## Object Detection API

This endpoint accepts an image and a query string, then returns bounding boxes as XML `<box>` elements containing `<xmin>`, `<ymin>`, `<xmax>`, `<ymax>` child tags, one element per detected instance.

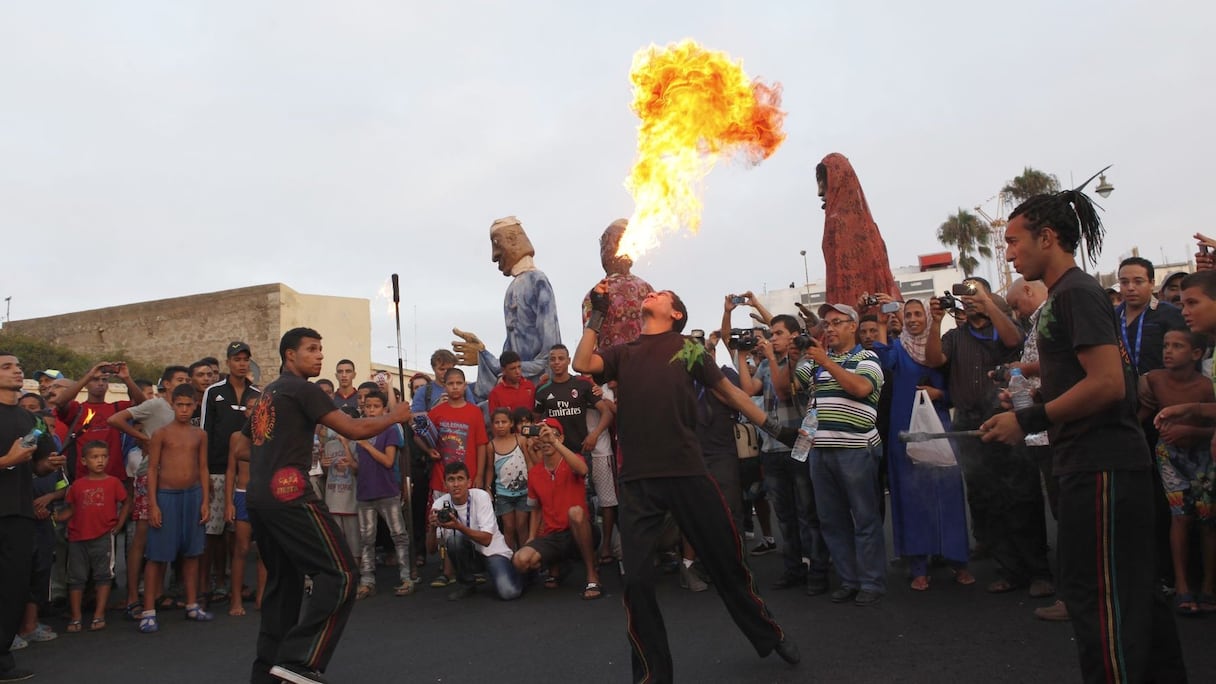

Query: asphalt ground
<box><xmin>15</xmin><ymin>513</ymin><xmax>1216</xmax><ymax>683</ymax></box>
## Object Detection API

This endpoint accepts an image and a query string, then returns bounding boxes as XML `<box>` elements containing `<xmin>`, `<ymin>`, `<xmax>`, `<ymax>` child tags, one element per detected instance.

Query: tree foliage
<box><xmin>0</xmin><ymin>331</ymin><xmax>164</xmax><ymax>383</ymax></box>
<box><xmin>1002</xmin><ymin>167</ymin><xmax>1061</xmax><ymax>203</ymax></box>
<box><xmin>937</xmin><ymin>210</ymin><xmax>992</xmax><ymax>277</ymax></box>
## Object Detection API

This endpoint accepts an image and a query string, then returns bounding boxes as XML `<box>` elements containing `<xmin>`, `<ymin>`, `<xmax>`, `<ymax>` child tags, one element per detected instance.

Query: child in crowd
<box><xmin>488</xmin><ymin>408</ymin><xmax>530</xmax><ymax>550</ymax></box>
<box><xmin>55</xmin><ymin>441</ymin><xmax>130</xmax><ymax>633</ymax></box>
<box><xmin>141</xmin><ymin>385</ymin><xmax>212</xmax><ymax>632</ymax></box>
<box><xmin>354</xmin><ymin>391</ymin><xmax>412</xmax><ymax>599</ymax></box>
<box><xmin>1140</xmin><ymin>329</ymin><xmax>1216</xmax><ymax>614</ymax></box>
<box><xmin>321</xmin><ymin>410</ymin><xmax>360</xmax><ymax>562</ymax></box>
<box><xmin>225</xmin><ymin>394</ymin><xmax>267</xmax><ymax>617</ymax></box>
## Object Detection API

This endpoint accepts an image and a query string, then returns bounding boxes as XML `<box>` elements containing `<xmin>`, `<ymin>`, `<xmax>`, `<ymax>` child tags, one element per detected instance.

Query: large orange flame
<box><xmin>82</xmin><ymin>408</ymin><xmax>95</xmax><ymax>428</ymax></box>
<box><xmin>619</xmin><ymin>40</ymin><xmax>786</xmax><ymax>259</ymax></box>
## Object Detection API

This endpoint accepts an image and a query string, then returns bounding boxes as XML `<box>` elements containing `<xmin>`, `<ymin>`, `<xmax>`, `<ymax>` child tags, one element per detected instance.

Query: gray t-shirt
<box><xmin>127</xmin><ymin>398</ymin><xmax>176</xmax><ymax>477</ymax></box>
<box><xmin>322</xmin><ymin>431</ymin><xmax>358</xmax><ymax>515</ymax></box>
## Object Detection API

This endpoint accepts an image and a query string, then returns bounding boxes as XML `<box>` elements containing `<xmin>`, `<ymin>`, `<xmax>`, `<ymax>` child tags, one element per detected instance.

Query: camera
<box><xmin>861</xmin><ymin>294</ymin><xmax>879</xmax><ymax>308</ymax></box>
<box><xmin>727</xmin><ymin>328</ymin><xmax>759</xmax><ymax>351</ymax></box>
<box><xmin>689</xmin><ymin>329</ymin><xmax>705</xmax><ymax>342</ymax></box>
<box><xmin>938</xmin><ymin>291</ymin><xmax>966</xmax><ymax>313</ymax></box>
<box><xmin>792</xmin><ymin>332</ymin><xmax>816</xmax><ymax>350</ymax></box>
<box><xmin>951</xmin><ymin>282</ymin><xmax>977</xmax><ymax>297</ymax></box>
<box><xmin>992</xmin><ymin>364</ymin><xmax>1011</xmax><ymax>384</ymax></box>
<box><xmin>436</xmin><ymin>502</ymin><xmax>455</xmax><ymax>524</ymax></box>
<box><xmin>99</xmin><ymin>364</ymin><xmax>119</xmax><ymax>374</ymax></box>
<box><xmin>730</xmin><ymin>295</ymin><xmax>747</xmax><ymax>305</ymax></box>
<box><xmin>880</xmin><ymin>301</ymin><xmax>901</xmax><ymax>314</ymax></box>
<box><xmin>520</xmin><ymin>424</ymin><xmax>542</xmax><ymax>437</ymax></box>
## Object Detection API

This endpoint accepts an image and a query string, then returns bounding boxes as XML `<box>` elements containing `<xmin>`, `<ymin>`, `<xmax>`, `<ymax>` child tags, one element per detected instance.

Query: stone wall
<box><xmin>4</xmin><ymin>284</ymin><xmax>370</xmax><ymax>385</ymax></box>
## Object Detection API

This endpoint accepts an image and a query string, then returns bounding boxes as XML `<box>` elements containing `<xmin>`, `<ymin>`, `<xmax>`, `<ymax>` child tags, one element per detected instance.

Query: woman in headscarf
<box><xmin>868</xmin><ymin>295</ymin><xmax>972</xmax><ymax>590</ymax></box>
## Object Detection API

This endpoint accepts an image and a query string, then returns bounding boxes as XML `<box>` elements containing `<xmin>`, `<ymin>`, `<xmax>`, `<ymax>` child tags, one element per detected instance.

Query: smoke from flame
<box><xmin>618</xmin><ymin>40</ymin><xmax>786</xmax><ymax>259</ymax></box>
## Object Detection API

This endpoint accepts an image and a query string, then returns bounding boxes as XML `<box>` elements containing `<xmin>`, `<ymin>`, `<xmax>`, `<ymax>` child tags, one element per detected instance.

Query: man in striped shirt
<box><xmin>795</xmin><ymin>303</ymin><xmax>887</xmax><ymax>606</ymax></box>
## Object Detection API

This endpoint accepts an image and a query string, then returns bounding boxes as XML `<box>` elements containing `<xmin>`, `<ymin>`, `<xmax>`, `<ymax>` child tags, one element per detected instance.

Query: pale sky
<box><xmin>3</xmin><ymin>1</ymin><xmax>1212</xmax><ymax>374</ymax></box>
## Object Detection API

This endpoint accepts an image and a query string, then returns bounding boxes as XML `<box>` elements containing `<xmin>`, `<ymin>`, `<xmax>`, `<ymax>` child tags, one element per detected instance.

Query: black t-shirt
<box><xmin>1118</xmin><ymin>301</ymin><xmax>1187</xmax><ymax>375</ymax></box>
<box><xmin>534</xmin><ymin>377</ymin><xmax>597</xmax><ymax>453</ymax></box>
<box><xmin>1038</xmin><ymin>267</ymin><xmax>1149</xmax><ymax>474</ymax></box>
<box><xmin>941</xmin><ymin>322</ymin><xmax>1022</xmax><ymax>422</ymax></box>
<box><xmin>245</xmin><ymin>372</ymin><xmax>338</xmax><ymax>508</ymax></box>
<box><xmin>0</xmin><ymin>403</ymin><xmax>54</xmax><ymax>519</ymax></box>
<box><xmin>600</xmin><ymin>331</ymin><xmax>725</xmax><ymax>482</ymax></box>
<box><xmin>697</xmin><ymin>366</ymin><xmax>741</xmax><ymax>457</ymax></box>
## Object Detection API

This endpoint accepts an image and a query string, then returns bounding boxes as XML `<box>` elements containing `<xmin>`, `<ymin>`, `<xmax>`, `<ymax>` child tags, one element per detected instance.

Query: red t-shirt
<box><xmin>427</xmin><ymin>402</ymin><xmax>488</xmax><ymax>492</ymax></box>
<box><xmin>488</xmin><ymin>378</ymin><xmax>536</xmax><ymax>415</ymax></box>
<box><xmin>527</xmin><ymin>458</ymin><xmax>587</xmax><ymax>536</ymax></box>
<box><xmin>65</xmin><ymin>475</ymin><xmax>127</xmax><ymax>542</ymax></box>
<box><xmin>59</xmin><ymin>400</ymin><xmax>132</xmax><ymax>481</ymax></box>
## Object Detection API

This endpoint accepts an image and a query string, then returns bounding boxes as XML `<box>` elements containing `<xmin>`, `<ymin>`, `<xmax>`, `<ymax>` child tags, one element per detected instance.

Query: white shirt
<box><xmin>432</xmin><ymin>488</ymin><xmax>513</xmax><ymax>559</ymax></box>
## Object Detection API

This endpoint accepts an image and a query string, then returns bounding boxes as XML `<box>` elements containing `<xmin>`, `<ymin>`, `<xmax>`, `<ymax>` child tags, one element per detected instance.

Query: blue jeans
<box><xmin>761</xmin><ymin>450</ymin><xmax>828</xmax><ymax>578</ymax></box>
<box><xmin>809</xmin><ymin>445</ymin><xmax>887</xmax><ymax>593</ymax></box>
<box><xmin>443</xmin><ymin>533</ymin><xmax>523</xmax><ymax>600</ymax></box>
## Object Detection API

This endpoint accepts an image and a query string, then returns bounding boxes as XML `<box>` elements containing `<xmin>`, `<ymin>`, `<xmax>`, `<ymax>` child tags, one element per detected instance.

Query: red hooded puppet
<box><xmin>817</xmin><ymin>153</ymin><xmax>900</xmax><ymax>308</ymax></box>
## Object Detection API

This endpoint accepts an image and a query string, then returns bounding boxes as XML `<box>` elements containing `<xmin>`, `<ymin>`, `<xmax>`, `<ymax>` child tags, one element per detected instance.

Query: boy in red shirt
<box><xmin>511</xmin><ymin>419</ymin><xmax>602</xmax><ymax>599</ymax></box>
<box><xmin>426</xmin><ymin>369</ymin><xmax>488</xmax><ymax>495</ymax></box>
<box><xmin>488</xmin><ymin>351</ymin><xmax>536</xmax><ymax>414</ymax></box>
<box><xmin>55</xmin><ymin>441</ymin><xmax>131</xmax><ymax>632</ymax></box>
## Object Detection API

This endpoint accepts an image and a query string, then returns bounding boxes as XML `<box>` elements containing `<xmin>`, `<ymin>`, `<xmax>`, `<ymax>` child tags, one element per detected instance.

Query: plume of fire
<box><xmin>618</xmin><ymin>40</ymin><xmax>787</xmax><ymax>259</ymax></box>
<box><xmin>81</xmin><ymin>408</ymin><xmax>95</xmax><ymax>428</ymax></box>
<box><xmin>376</xmin><ymin>279</ymin><xmax>395</xmax><ymax>317</ymax></box>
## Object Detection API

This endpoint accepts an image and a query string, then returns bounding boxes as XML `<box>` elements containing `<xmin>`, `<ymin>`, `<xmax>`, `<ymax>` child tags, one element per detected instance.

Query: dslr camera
<box><xmin>937</xmin><ymin>291</ymin><xmax>966</xmax><ymax>313</ymax></box>
<box><xmin>792</xmin><ymin>331</ymin><xmax>816</xmax><ymax>350</ymax></box>
<box><xmin>727</xmin><ymin>328</ymin><xmax>759</xmax><ymax>351</ymax></box>
<box><xmin>860</xmin><ymin>294</ymin><xmax>880</xmax><ymax>308</ymax></box>
<box><xmin>436</xmin><ymin>501</ymin><xmax>456</xmax><ymax>524</ymax></box>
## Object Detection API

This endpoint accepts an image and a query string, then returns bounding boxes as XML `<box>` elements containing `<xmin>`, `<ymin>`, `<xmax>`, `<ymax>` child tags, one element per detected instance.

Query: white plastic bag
<box><xmin>905</xmin><ymin>390</ymin><xmax>957</xmax><ymax>467</ymax></box>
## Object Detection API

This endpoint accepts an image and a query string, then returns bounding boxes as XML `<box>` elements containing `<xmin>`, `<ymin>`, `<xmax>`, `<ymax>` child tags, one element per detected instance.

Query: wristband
<box><xmin>586</xmin><ymin>309</ymin><xmax>605</xmax><ymax>333</ymax></box>
<box><xmin>1014</xmin><ymin>404</ymin><xmax>1050</xmax><ymax>435</ymax></box>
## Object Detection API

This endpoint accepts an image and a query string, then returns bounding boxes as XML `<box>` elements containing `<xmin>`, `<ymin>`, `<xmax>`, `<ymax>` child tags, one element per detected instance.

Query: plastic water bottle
<box><xmin>19</xmin><ymin>428</ymin><xmax>42</xmax><ymax>448</ymax></box>
<box><xmin>790</xmin><ymin>409</ymin><xmax>818</xmax><ymax>462</ymax></box>
<box><xmin>1008</xmin><ymin>368</ymin><xmax>1034</xmax><ymax>411</ymax></box>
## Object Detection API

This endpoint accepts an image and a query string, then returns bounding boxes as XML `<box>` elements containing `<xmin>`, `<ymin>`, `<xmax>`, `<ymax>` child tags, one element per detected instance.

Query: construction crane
<box><xmin>974</xmin><ymin>192</ymin><xmax>1013</xmax><ymax>294</ymax></box>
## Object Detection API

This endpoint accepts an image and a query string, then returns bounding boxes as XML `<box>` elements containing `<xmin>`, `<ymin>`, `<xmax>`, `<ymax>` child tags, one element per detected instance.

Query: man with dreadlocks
<box><xmin>981</xmin><ymin>191</ymin><xmax>1187</xmax><ymax>683</ymax></box>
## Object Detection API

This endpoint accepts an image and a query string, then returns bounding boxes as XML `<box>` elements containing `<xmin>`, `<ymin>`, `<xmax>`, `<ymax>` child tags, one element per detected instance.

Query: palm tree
<box><xmin>1002</xmin><ymin>166</ymin><xmax>1060</xmax><ymax>203</ymax></box>
<box><xmin>937</xmin><ymin>209</ymin><xmax>992</xmax><ymax>276</ymax></box>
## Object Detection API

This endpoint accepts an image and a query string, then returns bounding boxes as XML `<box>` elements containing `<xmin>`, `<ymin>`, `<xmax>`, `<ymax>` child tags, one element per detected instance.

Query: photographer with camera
<box><xmin>430</xmin><ymin>461</ymin><xmax>522</xmax><ymax>601</ymax></box>
<box><xmin>731</xmin><ymin>295</ymin><xmax>830</xmax><ymax>595</ymax></box>
<box><xmin>793</xmin><ymin>304</ymin><xmax>887</xmax><ymax>605</ymax></box>
<box><xmin>511</xmin><ymin>419</ymin><xmax>602</xmax><ymax>600</ymax></box>
<box><xmin>926</xmin><ymin>278</ymin><xmax>1053</xmax><ymax>598</ymax></box>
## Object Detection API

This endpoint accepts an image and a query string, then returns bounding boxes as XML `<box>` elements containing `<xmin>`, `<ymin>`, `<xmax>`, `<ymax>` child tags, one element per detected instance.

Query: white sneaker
<box><xmin>10</xmin><ymin>635</ymin><xmax>28</xmax><ymax>651</ymax></box>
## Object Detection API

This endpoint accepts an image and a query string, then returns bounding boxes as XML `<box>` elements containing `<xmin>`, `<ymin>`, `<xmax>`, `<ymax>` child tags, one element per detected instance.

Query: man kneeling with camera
<box><xmin>431</xmin><ymin>462</ymin><xmax>523</xmax><ymax>601</ymax></box>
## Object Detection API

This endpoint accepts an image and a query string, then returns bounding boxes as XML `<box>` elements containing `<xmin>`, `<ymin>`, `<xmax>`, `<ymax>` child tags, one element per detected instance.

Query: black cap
<box><xmin>227</xmin><ymin>341</ymin><xmax>252</xmax><ymax>358</ymax></box>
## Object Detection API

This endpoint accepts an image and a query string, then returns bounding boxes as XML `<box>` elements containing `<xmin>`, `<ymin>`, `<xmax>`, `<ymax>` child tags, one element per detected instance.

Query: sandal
<box><xmin>581</xmin><ymin>582</ymin><xmax>604</xmax><ymax>600</ymax></box>
<box><xmin>1198</xmin><ymin>593</ymin><xmax>1216</xmax><ymax>613</ymax></box>
<box><xmin>1175</xmin><ymin>592</ymin><xmax>1200</xmax><ymax>616</ymax></box>
<box><xmin>184</xmin><ymin>604</ymin><xmax>214</xmax><ymax>621</ymax></box>
<box><xmin>951</xmin><ymin>568</ymin><xmax>976</xmax><ymax>586</ymax></box>
<box><xmin>138</xmin><ymin>612</ymin><xmax>159</xmax><ymax>633</ymax></box>
<box><xmin>210</xmin><ymin>587</ymin><xmax>230</xmax><ymax>604</ymax></box>
<box><xmin>543</xmin><ymin>574</ymin><xmax>560</xmax><ymax>590</ymax></box>
<box><xmin>910</xmin><ymin>576</ymin><xmax>930</xmax><ymax>592</ymax></box>
<box><xmin>986</xmin><ymin>579</ymin><xmax>1024</xmax><ymax>594</ymax></box>
<box><xmin>124</xmin><ymin>602</ymin><xmax>143</xmax><ymax>622</ymax></box>
<box><xmin>393</xmin><ymin>580</ymin><xmax>415</xmax><ymax>597</ymax></box>
<box><xmin>356</xmin><ymin>585</ymin><xmax>376</xmax><ymax>600</ymax></box>
<box><xmin>429</xmin><ymin>575</ymin><xmax>453</xmax><ymax>589</ymax></box>
<box><xmin>65</xmin><ymin>620</ymin><xmax>83</xmax><ymax>634</ymax></box>
<box><xmin>89</xmin><ymin>617</ymin><xmax>107</xmax><ymax>632</ymax></box>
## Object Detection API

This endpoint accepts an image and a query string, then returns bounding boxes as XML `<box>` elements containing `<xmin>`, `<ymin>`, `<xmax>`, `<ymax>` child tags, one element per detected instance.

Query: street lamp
<box><xmin>1095</xmin><ymin>174</ymin><xmax>1114</xmax><ymax>198</ymax></box>
<box><xmin>799</xmin><ymin>250</ymin><xmax>810</xmax><ymax>294</ymax></box>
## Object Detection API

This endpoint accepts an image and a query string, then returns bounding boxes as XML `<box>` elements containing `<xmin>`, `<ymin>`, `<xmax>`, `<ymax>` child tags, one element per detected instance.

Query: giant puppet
<box><xmin>581</xmin><ymin>219</ymin><xmax>654</xmax><ymax>351</ymax></box>
<box><xmin>452</xmin><ymin>216</ymin><xmax>561</xmax><ymax>400</ymax></box>
<box><xmin>817</xmin><ymin>153</ymin><xmax>900</xmax><ymax>307</ymax></box>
